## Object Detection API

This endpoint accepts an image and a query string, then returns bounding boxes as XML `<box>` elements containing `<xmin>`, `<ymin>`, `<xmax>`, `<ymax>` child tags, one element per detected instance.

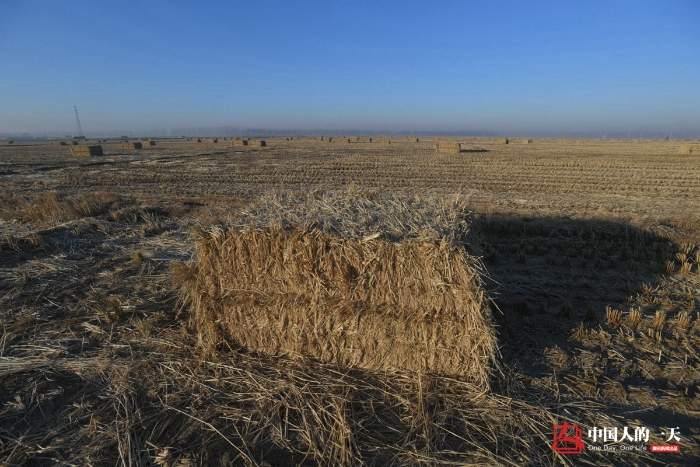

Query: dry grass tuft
<box><xmin>175</xmin><ymin>226</ymin><xmax>498</xmax><ymax>388</ymax></box>
<box><xmin>605</xmin><ymin>306</ymin><xmax>622</xmax><ymax>327</ymax></box>
<box><xmin>652</xmin><ymin>310</ymin><xmax>666</xmax><ymax>330</ymax></box>
<box><xmin>676</xmin><ymin>311</ymin><xmax>693</xmax><ymax>330</ymax></box>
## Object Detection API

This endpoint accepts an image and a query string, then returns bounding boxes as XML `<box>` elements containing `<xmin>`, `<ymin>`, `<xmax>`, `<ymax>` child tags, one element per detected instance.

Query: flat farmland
<box><xmin>1</xmin><ymin>138</ymin><xmax>699</xmax><ymax>465</ymax></box>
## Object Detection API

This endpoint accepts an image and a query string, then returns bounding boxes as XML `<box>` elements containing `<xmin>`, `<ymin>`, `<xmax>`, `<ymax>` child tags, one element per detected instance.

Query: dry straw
<box><xmin>679</xmin><ymin>144</ymin><xmax>700</xmax><ymax>154</ymax></box>
<box><xmin>207</xmin><ymin>138</ymin><xmax>218</xmax><ymax>143</ymax></box>
<box><xmin>231</xmin><ymin>139</ymin><xmax>247</xmax><ymax>146</ymax></box>
<box><xmin>175</xmin><ymin>227</ymin><xmax>496</xmax><ymax>388</ymax></box>
<box><xmin>436</xmin><ymin>141</ymin><xmax>461</xmax><ymax>153</ymax></box>
<box><xmin>173</xmin><ymin>188</ymin><xmax>498</xmax><ymax>388</ymax></box>
<box><xmin>523</xmin><ymin>139</ymin><xmax>533</xmax><ymax>144</ymax></box>
<box><xmin>497</xmin><ymin>138</ymin><xmax>509</xmax><ymax>145</ymax></box>
<box><xmin>247</xmin><ymin>139</ymin><xmax>266</xmax><ymax>147</ymax></box>
<box><xmin>120</xmin><ymin>141</ymin><xmax>142</xmax><ymax>149</ymax></box>
<box><xmin>370</xmin><ymin>137</ymin><xmax>390</xmax><ymax>144</ymax></box>
<box><xmin>70</xmin><ymin>145</ymin><xmax>103</xmax><ymax>157</ymax></box>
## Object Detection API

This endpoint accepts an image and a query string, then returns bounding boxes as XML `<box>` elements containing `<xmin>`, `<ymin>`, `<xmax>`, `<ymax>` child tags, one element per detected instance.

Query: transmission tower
<box><xmin>74</xmin><ymin>105</ymin><xmax>84</xmax><ymax>136</ymax></box>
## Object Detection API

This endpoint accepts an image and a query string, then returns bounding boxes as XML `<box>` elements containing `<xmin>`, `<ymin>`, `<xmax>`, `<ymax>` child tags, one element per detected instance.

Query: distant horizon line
<box><xmin>1</xmin><ymin>126</ymin><xmax>699</xmax><ymax>140</ymax></box>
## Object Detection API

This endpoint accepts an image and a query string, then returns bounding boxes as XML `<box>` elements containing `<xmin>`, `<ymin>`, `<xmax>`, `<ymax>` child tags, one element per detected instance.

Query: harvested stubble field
<box><xmin>1</xmin><ymin>138</ymin><xmax>700</xmax><ymax>466</ymax></box>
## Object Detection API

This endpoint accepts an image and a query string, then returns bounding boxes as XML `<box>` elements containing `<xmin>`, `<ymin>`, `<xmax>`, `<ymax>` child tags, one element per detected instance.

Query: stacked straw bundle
<box><xmin>523</xmin><ymin>139</ymin><xmax>533</xmax><ymax>144</ymax></box>
<box><xmin>208</xmin><ymin>138</ymin><xmax>218</xmax><ymax>143</ymax></box>
<box><xmin>121</xmin><ymin>141</ymin><xmax>142</xmax><ymax>149</ymax></box>
<box><xmin>370</xmin><ymin>137</ymin><xmax>390</xmax><ymax>144</ymax></box>
<box><xmin>231</xmin><ymin>139</ymin><xmax>248</xmax><ymax>146</ymax></box>
<box><xmin>193</xmin><ymin>138</ymin><xmax>202</xmax><ymax>143</ymax></box>
<box><xmin>141</xmin><ymin>139</ymin><xmax>156</xmax><ymax>146</ymax></box>
<box><xmin>175</xmin><ymin>226</ymin><xmax>496</xmax><ymax>387</ymax></box>
<box><xmin>436</xmin><ymin>141</ymin><xmax>461</xmax><ymax>153</ymax></box>
<box><xmin>70</xmin><ymin>145</ymin><xmax>103</xmax><ymax>157</ymax></box>
<box><xmin>679</xmin><ymin>144</ymin><xmax>700</xmax><ymax>154</ymax></box>
<box><xmin>497</xmin><ymin>138</ymin><xmax>509</xmax><ymax>145</ymax></box>
<box><xmin>247</xmin><ymin>139</ymin><xmax>266</xmax><ymax>147</ymax></box>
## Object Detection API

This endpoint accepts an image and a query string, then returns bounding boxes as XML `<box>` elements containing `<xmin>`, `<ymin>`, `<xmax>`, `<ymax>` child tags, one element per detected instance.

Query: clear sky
<box><xmin>1</xmin><ymin>0</ymin><xmax>698</xmax><ymax>137</ymax></box>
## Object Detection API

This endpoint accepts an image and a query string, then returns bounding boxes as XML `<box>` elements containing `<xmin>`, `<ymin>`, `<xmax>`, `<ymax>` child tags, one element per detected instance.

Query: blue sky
<box><xmin>1</xmin><ymin>0</ymin><xmax>698</xmax><ymax>136</ymax></box>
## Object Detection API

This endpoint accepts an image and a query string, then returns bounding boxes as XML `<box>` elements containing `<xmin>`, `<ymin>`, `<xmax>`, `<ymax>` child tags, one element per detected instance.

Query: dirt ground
<box><xmin>1</xmin><ymin>137</ymin><xmax>699</xmax><ymax>466</ymax></box>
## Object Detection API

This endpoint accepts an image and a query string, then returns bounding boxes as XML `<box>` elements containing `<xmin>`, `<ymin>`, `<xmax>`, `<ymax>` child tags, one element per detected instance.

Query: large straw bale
<box><xmin>70</xmin><ymin>145</ymin><xmax>103</xmax><ymax>157</ymax></box>
<box><xmin>247</xmin><ymin>139</ymin><xmax>266</xmax><ymax>147</ymax></box>
<box><xmin>679</xmin><ymin>144</ymin><xmax>700</xmax><ymax>154</ymax></box>
<box><xmin>208</xmin><ymin>138</ymin><xmax>218</xmax><ymax>143</ymax></box>
<box><xmin>141</xmin><ymin>140</ymin><xmax>156</xmax><ymax>146</ymax></box>
<box><xmin>497</xmin><ymin>138</ymin><xmax>509</xmax><ymax>145</ymax></box>
<box><xmin>121</xmin><ymin>141</ymin><xmax>142</xmax><ymax>149</ymax></box>
<box><xmin>523</xmin><ymin>139</ymin><xmax>533</xmax><ymax>144</ymax></box>
<box><xmin>231</xmin><ymin>139</ymin><xmax>247</xmax><ymax>146</ymax></box>
<box><xmin>436</xmin><ymin>141</ymin><xmax>461</xmax><ymax>153</ymax></box>
<box><xmin>177</xmin><ymin>226</ymin><xmax>496</xmax><ymax>387</ymax></box>
<box><xmin>370</xmin><ymin>137</ymin><xmax>390</xmax><ymax>144</ymax></box>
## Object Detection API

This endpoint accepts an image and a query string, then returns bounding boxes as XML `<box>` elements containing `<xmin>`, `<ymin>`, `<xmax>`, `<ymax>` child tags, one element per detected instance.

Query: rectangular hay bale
<box><xmin>70</xmin><ymin>145</ymin><xmax>103</xmax><ymax>157</ymax></box>
<box><xmin>247</xmin><ymin>139</ymin><xmax>266</xmax><ymax>147</ymax></box>
<box><xmin>121</xmin><ymin>141</ymin><xmax>142</xmax><ymax>149</ymax></box>
<box><xmin>175</xmin><ymin>228</ymin><xmax>497</xmax><ymax>387</ymax></box>
<box><xmin>436</xmin><ymin>141</ymin><xmax>461</xmax><ymax>153</ymax></box>
<box><xmin>679</xmin><ymin>144</ymin><xmax>700</xmax><ymax>154</ymax></box>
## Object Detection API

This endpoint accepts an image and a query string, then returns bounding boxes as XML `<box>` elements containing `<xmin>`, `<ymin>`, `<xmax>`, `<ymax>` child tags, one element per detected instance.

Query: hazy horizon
<box><xmin>1</xmin><ymin>1</ymin><xmax>698</xmax><ymax>137</ymax></box>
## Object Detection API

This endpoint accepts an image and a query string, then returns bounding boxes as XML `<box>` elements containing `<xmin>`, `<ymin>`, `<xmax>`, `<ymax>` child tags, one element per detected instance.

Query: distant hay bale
<box><xmin>52</xmin><ymin>141</ymin><xmax>68</xmax><ymax>146</ymax></box>
<box><xmin>70</xmin><ymin>145</ymin><xmax>103</xmax><ymax>157</ymax></box>
<box><xmin>497</xmin><ymin>138</ymin><xmax>509</xmax><ymax>145</ymax></box>
<box><xmin>436</xmin><ymin>142</ymin><xmax>461</xmax><ymax>153</ymax></box>
<box><xmin>208</xmin><ymin>138</ymin><xmax>218</xmax><ymax>143</ymax></box>
<box><xmin>175</xmin><ymin>227</ymin><xmax>497</xmax><ymax>387</ymax></box>
<box><xmin>523</xmin><ymin>139</ymin><xmax>533</xmax><ymax>144</ymax></box>
<box><xmin>370</xmin><ymin>137</ymin><xmax>390</xmax><ymax>144</ymax></box>
<box><xmin>121</xmin><ymin>141</ymin><xmax>142</xmax><ymax>149</ymax></box>
<box><xmin>141</xmin><ymin>140</ymin><xmax>156</xmax><ymax>146</ymax></box>
<box><xmin>679</xmin><ymin>144</ymin><xmax>700</xmax><ymax>154</ymax></box>
<box><xmin>6</xmin><ymin>140</ymin><xmax>14</xmax><ymax>145</ymax></box>
<box><xmin>193</xmin><ymin>138</ymin><xmax>202</xmax><ymax>143</ymax></box>
<box><xmin>232</xmin><ymin>139</ymin><xmax>247</xmax><ymax>146</ymax></box>
<box><xmin>247</xmin><ymin>140</ymin><xmax>266</xmax><ymax>147</ymax></box>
